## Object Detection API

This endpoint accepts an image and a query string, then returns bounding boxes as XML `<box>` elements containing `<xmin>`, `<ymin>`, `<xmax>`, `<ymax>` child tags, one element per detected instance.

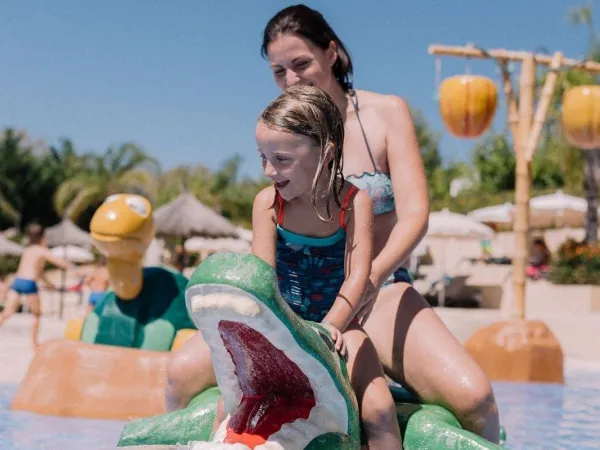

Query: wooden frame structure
<box><xmin>429</xmin><ymin>43</ymin><xmax>600</xmax><ymax>319</ymax></box>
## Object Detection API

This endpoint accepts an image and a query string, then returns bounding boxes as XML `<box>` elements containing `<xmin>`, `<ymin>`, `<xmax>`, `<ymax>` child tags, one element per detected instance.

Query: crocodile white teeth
<box><xmin>190</xmin><ymin>292</ymin><xmax>261</xmax><ymax>317</ymax></box>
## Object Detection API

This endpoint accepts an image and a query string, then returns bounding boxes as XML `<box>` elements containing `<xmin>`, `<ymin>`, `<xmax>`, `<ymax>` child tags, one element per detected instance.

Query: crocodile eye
<box><xmin>318</xmin><ymin>330</ymin><xmax>336</xmax><ymax>353</ymax></box>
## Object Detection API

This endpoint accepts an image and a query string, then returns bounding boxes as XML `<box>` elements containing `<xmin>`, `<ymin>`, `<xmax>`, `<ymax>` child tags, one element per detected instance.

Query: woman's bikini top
<box><xmin>345</xmin><ymin>89</ymin><xmax>396</xmax><ymax>216</ymax></box>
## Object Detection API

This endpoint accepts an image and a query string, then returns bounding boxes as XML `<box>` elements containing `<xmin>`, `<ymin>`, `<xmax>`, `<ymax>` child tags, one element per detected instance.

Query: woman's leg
<box><xmin>344</xmin><ymin>321</ymin><xmax>402</xmax><ymax>449</ymax></box>
<box><xmin>165</xmin><ymin>331</ymin><xmax>217</xmax><ymax>411</ymax></box>
<box><xmin>362</xmin><ymin>283</ymin><xmax>500</xmax><ymax>443</ymax></box>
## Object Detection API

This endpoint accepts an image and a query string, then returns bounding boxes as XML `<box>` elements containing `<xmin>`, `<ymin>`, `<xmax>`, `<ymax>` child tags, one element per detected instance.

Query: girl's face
<box><xmin>266</xmin><ymin>33</ymin><xmax>338</xmax><ymax>92</ymax></box>
<box><xmin>256</xmin><ymin>120</ymin><xmax>323</xmax><ymax>201</ymax></box>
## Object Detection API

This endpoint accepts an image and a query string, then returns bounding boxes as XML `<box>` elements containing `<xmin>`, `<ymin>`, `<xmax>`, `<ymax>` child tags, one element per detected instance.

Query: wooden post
<box><xmin>428</xmin><ymin>45</ymin><xmax>598</xmax><ymax>318</ymax></box>
<box><xmin>426</xmin><ymin>43</ymin><xmax>597</xmax><ymax>384</ymax></box>
<box><xmin>500</xmin><ymin>66</ymin><xmax>519</xmax><ymax>141</ymax></box>
<box><xmin>524</xmin><ymin>52</ymin><xmax>565</xmax><ymax>162</ymax></box>
<box><xmin>513</xmin><ymin>56</ymin><xmax>535</xmax><ymax>319</ymax></box>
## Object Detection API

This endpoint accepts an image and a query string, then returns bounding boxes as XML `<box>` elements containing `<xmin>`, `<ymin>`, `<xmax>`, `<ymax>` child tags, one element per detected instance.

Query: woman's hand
<box><xmin>320</xmin><ymin>321</ymin><xmax>347</xmax><ymax>359</ymax></box>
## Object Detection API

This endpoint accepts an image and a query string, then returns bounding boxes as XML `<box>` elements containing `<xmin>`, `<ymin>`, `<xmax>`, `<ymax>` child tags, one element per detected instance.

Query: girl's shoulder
<box><xmin>341</xmin><ymin>182</ymin><xmax>372</xmax><ymax>211</ymax></box>
<box><xmin>255</xmin><ymin>185</ymin><xmax>276</xmax><ymax>206</ymax></box>
<box><xmin>253</xmin><ymin>185</ymin><xmax>278</xmax><ymax>219</ymax></box>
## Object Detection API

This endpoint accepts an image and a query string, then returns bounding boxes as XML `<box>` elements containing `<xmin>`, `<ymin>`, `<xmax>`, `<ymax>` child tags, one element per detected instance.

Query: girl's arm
<box><xmin>371</xmin><ymin>96</ymin><xmax>430</xmax><ymax>286</ymax></box>
<box><xmin>251</xmin><ymin>186</ymin><xmax>278</xmax><ymax>268</ymax></box>
<box><xmin>322</xmin><ymin>190</ymin><xmax>373</xmax><ymax>333</ymax></box>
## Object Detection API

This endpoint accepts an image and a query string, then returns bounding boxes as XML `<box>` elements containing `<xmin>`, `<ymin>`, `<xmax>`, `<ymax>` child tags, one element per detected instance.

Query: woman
<box><xmin>166</xmin><ymin>4</ymin><xmax>500</xmax><ymax>443</ymax></box>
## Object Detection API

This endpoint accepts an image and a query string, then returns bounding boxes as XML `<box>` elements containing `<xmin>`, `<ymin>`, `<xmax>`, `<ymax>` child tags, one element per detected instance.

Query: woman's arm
<box><xmin>371</xmin><ymin>96</ymin><xmax>430</xmax><ymax>285</ymax></box>
<box><xmin>251</xmin><ymin>186</ymin><xmax>278</xmax><ymax>268</ymax></box>
<box><xmin>322</xmin><ymin>190</ymin><xmax>373</xmax><ymax>332</ymax></box>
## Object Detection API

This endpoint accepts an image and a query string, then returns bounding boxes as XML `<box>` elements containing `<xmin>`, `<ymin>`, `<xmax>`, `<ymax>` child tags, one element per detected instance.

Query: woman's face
<box><xmin>266</xmin><ymin>33</ymin><xmax>338</xmax><ymax>92</ymax></box>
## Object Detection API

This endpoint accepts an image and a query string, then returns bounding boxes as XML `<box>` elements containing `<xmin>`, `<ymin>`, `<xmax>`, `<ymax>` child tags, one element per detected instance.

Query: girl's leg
<box><xmin>344</xmin><ymin>321</ymin><xmax>402</xmax><ymax>449</ymax></box>
<box><xmin>362</xmin><ymin>283</ymin><xmax>500</xmax><ymax>443</ymax></box>
<box><xmin>166</xmin><ymin>331</ymin><xmax>217</xmax><ymax>411</ymax></box>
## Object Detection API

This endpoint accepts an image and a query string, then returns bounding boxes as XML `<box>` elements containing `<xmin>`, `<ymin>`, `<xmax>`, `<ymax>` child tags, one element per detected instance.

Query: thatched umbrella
<box><xmin>0</xmin><ymin>234</ymin><xmax>24</xmax><ymax>256</ymax></box>
<box><xmin>154</xmin><ymin>193</ymin><xmax>238</xmax><ymax>239</ymax></box>
<box><xmin>45</xmin><ymin>219</ymin><xmax>92</xmax><ymax>248</ymax></box>
<box><xmin>44</xmin><ymin>219</ymin><xmax>92</xmax><ymax>314</ymax></box>
<box><xmin>154</xmin><ymin>193</ymin><xmax>239</xmax><ymax>271</ymax></box>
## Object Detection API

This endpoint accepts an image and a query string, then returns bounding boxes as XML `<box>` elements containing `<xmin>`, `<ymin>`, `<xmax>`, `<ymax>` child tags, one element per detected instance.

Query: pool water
<box><xmin>0</xmin><ymin>368</ymin><xmax>599</xmax><ymax>449</ymax></box>
<box><xmin>494</xmin><ymin>366</ymin><xmax>600</xmax><ymax>449</ymax></box>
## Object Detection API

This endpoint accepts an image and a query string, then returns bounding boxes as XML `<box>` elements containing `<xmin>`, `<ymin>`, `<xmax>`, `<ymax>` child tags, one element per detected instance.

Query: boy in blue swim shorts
<box><xmin>82</xmin><ymin>255</ymin><xmax>109</xmax><ymax>317</ymax></box>
<box><xmin>0</xmin><ymin>224</ymin><xmax>79</xmax><ymax>348</ymax></box>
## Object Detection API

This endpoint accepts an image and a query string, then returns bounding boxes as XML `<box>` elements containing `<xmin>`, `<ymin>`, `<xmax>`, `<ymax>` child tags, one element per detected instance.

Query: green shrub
<box><xmin>548</xmin><ymin>239</ymin><xmax>600</xmax><ymax>285</ymax></box>
<box><xmin>0</xmin><ymin>255</ymin><xmax>19</xmax><ymax>279</ymax></box>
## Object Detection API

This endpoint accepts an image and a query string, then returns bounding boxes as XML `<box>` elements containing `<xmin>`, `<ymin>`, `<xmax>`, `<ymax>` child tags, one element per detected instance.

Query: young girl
<box><xmin>251</xmin><ymin>85</ymin><xmax>402</xmax><ymax>449</ymax></box>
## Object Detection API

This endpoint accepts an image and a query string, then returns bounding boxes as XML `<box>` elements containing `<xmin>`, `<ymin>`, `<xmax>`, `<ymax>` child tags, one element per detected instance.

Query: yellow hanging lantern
<box><xmin>438</xmin><ymin>75</ymin><xmax>498</xmax><ymax>138</ymax></box>
<box><xmin>561</xmin><ymin>85</ymin><xmax>600</xmax><ymax>150</ymax></box>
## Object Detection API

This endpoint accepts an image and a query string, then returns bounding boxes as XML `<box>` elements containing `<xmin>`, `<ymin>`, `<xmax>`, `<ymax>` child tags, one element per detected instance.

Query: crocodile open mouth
<box><xmin>218</xmin><ymin>321</ymin><xmax>315</xmax><ymax>447</ymax></box>
<box><xmin>186</xmin><ymin>284</ymin><xmax>348</xmax><ymax>450</ymax></box>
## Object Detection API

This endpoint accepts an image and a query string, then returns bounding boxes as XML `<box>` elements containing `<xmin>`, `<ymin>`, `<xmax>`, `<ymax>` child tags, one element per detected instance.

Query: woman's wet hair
<box><xmin>261</xmin><ymin>4</ymin><xmax>354</xmax><ymax>92</ymax></box>
<box><xmin>259</xmin><ymin>85</ymin><xmax>345</xmax><ymax>221</ymax></box>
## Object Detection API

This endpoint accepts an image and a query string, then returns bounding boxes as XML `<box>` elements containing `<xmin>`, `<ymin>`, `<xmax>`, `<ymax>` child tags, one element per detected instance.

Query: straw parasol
<box><xmin>50</xmin><ymin>245</ymin><xmax>95</xmax><ymax>263</ymax></box>
<box><xmin>184</xmin><ymin>236</ymin><xmax>251</xmax><ymax>254</ymax></box>
<box><xmin>44</xmin><ymin>219</ymin><xmax>92</xmax><ymax>315</ymax></box>
<box><xmin>467</xmin><ymin>202</ymin><xmax>514</xmax><ymax>225</ymax></box>
<box><xmin>529</xmin><ymin>189</ymin><xmax>590</xmax><ymax>228</ymax></box>
<box><xmin>45</xmin><ymin>219</ymin><xmax>92</xmax><ymax>248</ymax></box>
<box><xmin>0</xmin><ymin>234</ymin><xmax>24</xmax><ymax>256</ymax></box>
<box><xmin>428</xmin><ymin>208</ymin><xmax>496</xmax><ymax>240</ymax></box>
<box><xmin>154</xmin><ymin>193</ymin><xmax>239</xmax><ymax>239</ymax></box>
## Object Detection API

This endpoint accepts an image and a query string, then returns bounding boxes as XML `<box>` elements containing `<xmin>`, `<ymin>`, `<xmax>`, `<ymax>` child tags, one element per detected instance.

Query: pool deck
<box><xmin>1</xmin><ymin>291</ymin><xmax>600</xmax><ymax>385</ymax></box>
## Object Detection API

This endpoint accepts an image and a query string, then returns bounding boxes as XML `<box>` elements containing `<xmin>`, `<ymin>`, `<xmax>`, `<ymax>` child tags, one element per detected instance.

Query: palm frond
<box><xmin>0</xmin><ymin>189</ymin><xmax>20</xmax><ymax>223</ymax></box>
<box><xmin>64</xmin><ymin>184</ymin><xmax>106</xmax><ymax>221</ymax></box>
<box><xmin>54</xmin><ymin>176</ymin><xmax>97</xmax><ymax>216</ymax></box>
<box><xmin>116</xmin><ymin>170</ymin><xmax>157</xmax><ymax>199</ymax></box>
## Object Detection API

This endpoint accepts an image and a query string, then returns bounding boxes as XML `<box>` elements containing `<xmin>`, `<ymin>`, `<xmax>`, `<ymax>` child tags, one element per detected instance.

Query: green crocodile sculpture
<box><xmin>118</xmin><ymin>252</ymin><xmax>505</xmax><ymax>449</ymax></box>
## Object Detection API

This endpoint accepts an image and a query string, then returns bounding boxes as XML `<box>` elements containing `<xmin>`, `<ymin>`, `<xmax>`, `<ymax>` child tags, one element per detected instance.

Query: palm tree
<box><xmin>0</xmin><ymin>129</ymin><xmax>31</xmax><ymax>227</ymax></box>
<box><xmin>54</xmin><ymin>143</ymin><xmax>160</xmax><ymax>221</ymax></box>
<box><xmin>157</xmin><ymin>155</ymin><xmax>270</xmax><ymax>227</ymax></box>
<box><xmin>0</xmin><ymin>190</ymin><xmax>20</xmax><ymax>227</ymax></box>
<box><xmin>48</xmin><ymin>138</ymin><xmax>88</xmax><ymax>178</ymax></box>
<box><xmin>157</xmin><ymin>164</ymin><xmax>217</xmax><ymax>208</ymax></box>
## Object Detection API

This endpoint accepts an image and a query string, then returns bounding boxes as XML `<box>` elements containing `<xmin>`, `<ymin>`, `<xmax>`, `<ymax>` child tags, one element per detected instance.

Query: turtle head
<box><xmin>90</xmin><ymin>194</ymin><xmax>155</xmax><ymax>299</ymax></box>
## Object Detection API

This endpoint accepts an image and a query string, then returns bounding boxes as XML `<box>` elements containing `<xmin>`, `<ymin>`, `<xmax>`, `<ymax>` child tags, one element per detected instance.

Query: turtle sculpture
<box><xmin>11</xmin><ymin>194</ymin><xmax>197</xmax><ymax>420</ymax></box>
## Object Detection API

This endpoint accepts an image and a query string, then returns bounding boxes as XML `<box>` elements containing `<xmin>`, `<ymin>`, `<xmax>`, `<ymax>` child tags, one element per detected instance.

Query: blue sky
<box><xmin>1</xmin><ymin>0</ymin><xmax>592</xmax><ymax>178</ymax></box>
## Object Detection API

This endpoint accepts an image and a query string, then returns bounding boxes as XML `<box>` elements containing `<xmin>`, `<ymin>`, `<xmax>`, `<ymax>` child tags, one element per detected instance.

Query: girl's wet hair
<box><xmin>261</xmin><ymin>4</ymin><xmax>354</xmax><ymax>92</ymax></box>
<box><xmin>259</xmin><ymin>85</ymin><xmax>345</xmax><ymax>221</ymax></box>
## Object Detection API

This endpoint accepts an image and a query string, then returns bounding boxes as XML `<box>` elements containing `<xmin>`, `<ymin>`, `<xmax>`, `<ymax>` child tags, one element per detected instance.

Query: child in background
<box><xmin>83</xmin><ymin>254</ymin><xmax>109</xmax><ymax>316</ymax></box>
<box><xmin>0</xmin><ymin>224</ymin><xmax>78</xmax><ymax>348</ymax></box>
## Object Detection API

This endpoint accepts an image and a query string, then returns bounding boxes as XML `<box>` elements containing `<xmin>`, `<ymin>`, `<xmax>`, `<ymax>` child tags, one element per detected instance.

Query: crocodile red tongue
<box><xmin>218</xmin><ymin>320</ymin><xmax>316</xmax><ymax>448</ymax></box>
